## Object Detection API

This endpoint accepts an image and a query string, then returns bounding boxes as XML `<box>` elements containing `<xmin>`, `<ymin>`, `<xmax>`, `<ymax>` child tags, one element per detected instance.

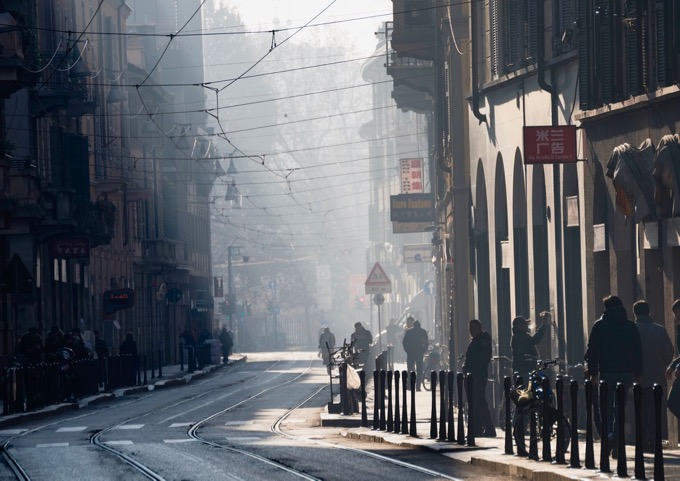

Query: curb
<box><xmin>0</xmin><ymin>355</ymin><xmax>247</xmax><ymax>429</ymax></box>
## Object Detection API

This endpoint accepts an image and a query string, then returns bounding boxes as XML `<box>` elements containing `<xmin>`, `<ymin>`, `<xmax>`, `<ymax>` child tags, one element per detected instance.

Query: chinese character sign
<box><xmin>523</xmin><ymin>126</ymin><xmax>577</xmax><ymax>164</ymax></box>
<box><xmin>400</xmin><ymin>158</ymin><xmax>424</xmax><ymax>193</ymax></box>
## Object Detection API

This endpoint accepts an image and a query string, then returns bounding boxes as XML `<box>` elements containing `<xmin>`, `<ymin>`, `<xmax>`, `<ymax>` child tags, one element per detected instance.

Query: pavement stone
<box><xmin>0</xmin><ymin>354</ymin><xmax>246</xmax><ymax>429</ymax></box>
<box><xmin>324</xmin><ymin>370</ymin><xmax>680</xmax><ymax>481</ymax></box>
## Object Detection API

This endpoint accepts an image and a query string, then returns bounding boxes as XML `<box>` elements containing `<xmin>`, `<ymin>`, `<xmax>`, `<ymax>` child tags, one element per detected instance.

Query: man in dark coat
<box><xmin>402</xmin><ymin>320</ymin><xmax>429</xmax><ymax>390</ymax></box>
<box><xmin>511</xmin><ymin>313</ymin><xmax>549</xmax><ymax>382</ymax></box>
<box><xmin>585</xmin><ymin>295</ymin><xmax>643</xmax><ymax>458</ymax></box>
<box><xmin>119</xmin><ymin>332</ymin><xmax>139</xmax><ymax>386</ymax></box>
<box><xmin>633</xmin><ymin>300</ymin><xmax>673</xmax><ymax>452</ymax></box>
<box><xmin>462</xmin><ymin>319</ymin><xmax>496</xmax><ymax>437</ymax></box>
<box><xmin>219</xmin><ymin>327</ymin><xmax>233</xmax><ymax>364</ymax></box>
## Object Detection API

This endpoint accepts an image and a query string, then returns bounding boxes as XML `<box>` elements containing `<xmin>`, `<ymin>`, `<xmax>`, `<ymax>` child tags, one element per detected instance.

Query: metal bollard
<box><xmin>542</xmin><ymin>376</ymin><xmax>552</xmax><ymax>462</ymax></box>
<box><xmin>448</xmin><ymin>371</ymin><xmax>455</xmax><ymax>442</ymax></box>
<box><xmin>555</xmin><ymin>376</ymin><xmax>565</xmax><ymax>464</ymax></box>
<box><xmin>430</xmin><ymin>370</ymin><xmax>437</xmax><ymax>439</ymax></box>
<box><xmin>188</xmin><ymin>346</ymin><xmax>196</xmax><ymax>373</ymax></box>
<box><xmin>633</xmin><ymin>384</ymin><xmax>644</xmax><ymax>480</ymax></box>
<box><xmin>653</xmin><ymin>384</ymin><xmax>664</xmax><ymax>481</ymax></box>
<box><xmin>569</xmin><ymin>380</ymin><xmax>580</xmax><ymax>468</ymax></box>
<box><xmin>372</xmin><ymin>370</ymin><xmax>379</xmax><ymax>430</ymax></box>
<box><xmin>599</xmin><ymin>380</ymin><xmax>611</xmax><ymax>473</ymax></box>
<box><xmin>439</xmin><ymin>370</ymin><xmax>446</xmax><ymax>440</ymax></box>
<box><xmin>360</xmin><ymin>370</ymin><xmax>368</xmax><ymax>427</ymax></box>
<box><xmin>465</xmin><ymin>373</ymin><xmax>475</xmax><ymax>447</ymax></box>
<box><xmin>409</xmin><ymin>371</ymin><xmax>417</xmax><ymax>437</ymax></box>
<box><xmin>584</xmin><ymin>379</ymin><xmax>595</xmax><ymax>469</ymax></box>
<box><xmin>401</xmin><ymin>370</ymin><xmax>408</xmax><ymax>434</ymax></box>
<box><xmin>380</xmin><ymin>370</ymin><xmax>386</xmax><ymax>430</ymax></box>
<box><xmin>387</xmin><ymin>370</ymin><xmax>393</xmax><ymax>432</ymax></box>
<box><xmin>504</xmin><ymin>376</ymin><xmax>513</xmax><ymax>454</ymax></box>
<box><xmin>457</xmin><ymin>372</ymin><xmax>465</xmax><ymax>444</ymax></box>
<box><xmin>394</xmin><ymin>371</ymin><xmax>400</xmax><ymax>433</ymax></box>
<box><xmin>616</xmin><ymin>382</ymin><xmax>627</xmax><ymax>477</ymax></box>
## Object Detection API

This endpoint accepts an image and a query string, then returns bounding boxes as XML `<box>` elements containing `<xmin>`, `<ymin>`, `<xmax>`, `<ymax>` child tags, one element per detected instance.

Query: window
<box><xmin>490</xmin><ymin>0</ymin><xmax>538</xmax><ymax>76</ymax></box>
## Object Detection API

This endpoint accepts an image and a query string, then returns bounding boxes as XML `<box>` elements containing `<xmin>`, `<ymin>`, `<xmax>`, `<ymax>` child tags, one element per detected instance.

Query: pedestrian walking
<box><xmin>318</xmin><ymin>327</ymin><xmax>336</xmax><ymax>371</ymax></box>
<box><xmin>462</xmin><ymin>319</ymin><xmax>496</xmax><ymax>437</ymax></box>
<box><xmin>511</xmin><ymin>312</ymin><xmax>550</xmax><ymax>382</ymax></box>
<box><xmin>633</xmin><ymin>300</ymin><xmax>674</xmax><ymax>452</ymax></box>
<box><xmin>350</xmin><ymin>322</ymin><xmax>373</xmax><ymax>368</ymax></box>
<box><xmin>17</xmin><ymin>327</ymin><xmax>43</xmax><ymax>365</ymax></box>
<box><xmin>402</xmin><ymin>319</ymin><xmax>428</xmax><ymax>390</ymax></box>
<box><xmin>119</xmin><ymin>332</ymin><xmax>139</xmax><ymax>386</ymax></box>
<box><xmin>219</xmin><ymin>327</ymin><xmax>233</xmax><ymax>364</ymax></box>
<box><xmin>44</xmin><ymin>325</ymin><xmax>64</xmax><ymax>362</ymax></box>
<box><xmin>584</xmin><ymin>295</ymin><xmax>643</xmax><ymax>459</ymax></box>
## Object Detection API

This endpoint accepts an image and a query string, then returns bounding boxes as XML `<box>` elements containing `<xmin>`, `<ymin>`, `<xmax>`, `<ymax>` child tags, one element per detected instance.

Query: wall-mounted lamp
<box><xmin>107</xmin><ymin>83</ymin><xmax>126</xmax><ymax>104</ymax></box>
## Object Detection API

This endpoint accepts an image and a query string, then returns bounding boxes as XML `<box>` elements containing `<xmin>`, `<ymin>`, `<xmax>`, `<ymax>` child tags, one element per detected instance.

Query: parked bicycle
<box><xmin>511</xmin><ymin>358</ymin><xmax>570</xmax><ymax>457</ymax></box>
<box><xmin>422</xmin><ymin>341</ymin><xmax>445</xmax><ymax>391</ymax></box>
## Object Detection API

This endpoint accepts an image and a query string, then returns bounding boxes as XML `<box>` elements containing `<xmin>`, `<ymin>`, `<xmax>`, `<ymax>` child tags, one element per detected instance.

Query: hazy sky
<box><xmin>225</xmin><ymin>0</ymin><xmax>392</xmax><ymax>55</ymax></box>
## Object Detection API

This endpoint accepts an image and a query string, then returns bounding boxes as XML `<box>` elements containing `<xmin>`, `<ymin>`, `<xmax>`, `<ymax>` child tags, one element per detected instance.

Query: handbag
<box><xmin>668</xmin><ymin>378</ymin><xmax>680</xmax><ymax>420</ymax></box>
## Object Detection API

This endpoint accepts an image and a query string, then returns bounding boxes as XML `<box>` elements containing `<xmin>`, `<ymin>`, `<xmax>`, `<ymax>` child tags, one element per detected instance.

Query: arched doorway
<box><xmin>495</xmin><ymin>155</ymin><xmax>511</xmax><ymax>357</ymax></box>
<box><xmin>512</xmin><ymin>150</ymin><xmax>529</xmax><ymax>318</ymax></box>
<box><xmin>473</xmin><ymin>161</ymin><xmax>491</xmax><ymax>332</ymax></box>
<box><xmin>563</xmin><ymin>164</ymin><xmax>584</xmax><ymax>363</ymax></box>
<box><xmin>532</xmin><ymin>165</ymin><xmax>552</xmax><ymax>358</ymax></box>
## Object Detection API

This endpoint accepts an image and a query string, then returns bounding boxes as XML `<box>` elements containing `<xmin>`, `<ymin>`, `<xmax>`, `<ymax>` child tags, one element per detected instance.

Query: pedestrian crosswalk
<box><xmin>0</xmin><ymin>422</ymin><xmax>265</xmax><ymax>447</ymax></box>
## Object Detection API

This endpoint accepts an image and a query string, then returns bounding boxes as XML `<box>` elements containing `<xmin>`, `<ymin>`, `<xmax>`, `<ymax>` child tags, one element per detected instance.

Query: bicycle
<box><xmin>511</xmin><ymin>358</ymin><xmax>571</xmax><ymax>458</ymax></box>
<box><xmin>421</xmin><ymin>342</ymin><xmax>445</xmax><ymax>391</ymax></box>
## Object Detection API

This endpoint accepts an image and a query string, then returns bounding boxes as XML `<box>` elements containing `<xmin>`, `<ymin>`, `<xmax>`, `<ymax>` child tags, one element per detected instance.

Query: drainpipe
<box><xmin>470</xmin><ymin>1</ymin><xmax>486</xmax><ymax>124</ymax></box>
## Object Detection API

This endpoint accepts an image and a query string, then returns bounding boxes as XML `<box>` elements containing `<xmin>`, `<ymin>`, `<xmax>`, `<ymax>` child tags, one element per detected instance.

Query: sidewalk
<box><xmin>323</xmin><ymin>375</ymin><xmax>680</xmax><ymax>481</ymax></box>
<box><xmin>0</xmin><ymin>354</ymin><xmax>247</xmax><ymax>430</ymax></box>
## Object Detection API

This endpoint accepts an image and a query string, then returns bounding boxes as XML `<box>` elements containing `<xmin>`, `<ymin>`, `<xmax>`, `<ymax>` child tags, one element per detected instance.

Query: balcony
<box><xmin>0</xmin><ymin>13</ymin><xmax>36</xmax><ymax>97</ymax></box>
<box><xmin>391</xmin><ymin>0</ymin><xmax>436</xmax><ymax>61</ymax></box>
<box><xmin>141</xmin><ymin>238</ymin><xmax>178</xmax><ymax>274</ymax></box>
<box><xmin>386</xmin><ymin>52</ymin><xmax>434</xmax><ymax>113</ymax></box>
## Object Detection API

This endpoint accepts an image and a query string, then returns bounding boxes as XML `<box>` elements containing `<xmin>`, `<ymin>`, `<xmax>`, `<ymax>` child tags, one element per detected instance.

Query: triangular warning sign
<box><xmin>365</xmin><ymin>262</ymin><xmax>391</xmax><ymax>286</ymax></box>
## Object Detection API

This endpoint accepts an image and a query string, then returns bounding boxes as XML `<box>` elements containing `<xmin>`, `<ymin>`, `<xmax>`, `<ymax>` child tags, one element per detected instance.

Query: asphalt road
<box><xmin>0</xmin><ymin>352</ymin><xmax>524</xmax><ymax>481</ymax></box>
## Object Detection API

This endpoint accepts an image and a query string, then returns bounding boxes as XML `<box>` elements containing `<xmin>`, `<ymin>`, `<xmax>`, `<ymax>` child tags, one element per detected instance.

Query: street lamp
<box><xmin>224</xmin><ymin>150</ymin><xmax>242</xmax><ymax>209</ymax></box>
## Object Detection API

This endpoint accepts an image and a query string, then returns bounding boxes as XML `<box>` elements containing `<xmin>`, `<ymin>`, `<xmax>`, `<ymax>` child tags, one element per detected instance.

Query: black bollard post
<box><xmin>616</xmin><ymin>382</ymin><xmax>627</xmax><ymax>477</ymax></box>
<box><xmin>359</xmin><ymin>370</ymin><xmax>368</xmax><ymax>427</ymax></box>
<box><xmin>555</xmin><ymin>376</ymin><xmax>565</xmax><ymax>464</ymax></box>
<box><xmin>394</xmin><ymin>371</ymin><xmax>400</xmax><ymax>433</ymax></box>
<box><xmin>439</xmin><ymin>370</ymin><xmax>446</xmax><ymax>440</ymax></box>
<box><xmin>158</xmin><ymin>350</ymin><xmax>162</xmax><ymax>378</ymax></box>
<box><xmin>529</xmin><ymin>405</ymin><xmax>539</xmax><ymax>460</ymax></box>
<box><xmin>142</xmin><ymin>354</ymin><xmax>147</xmax><ymax>385</ymax></box>
<box><xmin>409</xmin><ymin>372</ymin><xmax>417</xmax><ymax>437</ymax></box>
<box><xmin>430</xmin><ymin>370</ymin><xmax>437</xmax><ymax>439</ymax></box>
<box><xmin>599</xmin><ymin>380</ymin><xmax>611</xmax><ymax>473</ymax></box>
<box><xmin>466</xmin><ymin>374</ymin><xmax>475</xmax><ymax>447</ymax></box>
<box><xmin>448</xmin><ymin>371</ymin><xmax>455</xmax><ymax>442</ymax></box>
<box><xmin>456</xmin><ymin>372</ymin><xmax>465</xmax><ymax>444</ymax></box>
<box><xmin>542</xmin><ymin>376</ymin><xmax>552</xmax><ymax>462</ymax></box>
<box><xmin>180</xmin><ymin>343</ymin><xmax>184</xmax><ymax>371</ymax></box>
<box><xmin>387</xmin><ymin>370</ymin><xmax>393</xmax><ymax>432</ymax></box>
<box><xmin>569</xmin><ymin>380</ymin><xmax>581</xmax><ymax>468</ymax></box>
<box><xmin>372</xmin><ymin>370</ymin><xmax>379</xmax><ymax>430</ymax></box>
<box><xmin>380</xmin><ymin>370</ymin><xmax>386</xmax><ymax>430</ymax></box>
<box><xmin>633</xmin><ymin>384</ymin><xmax>645</xmax><ymax>480</ymax></box>
<box><xmin>653</xmin><ymin>384</ymin><xmax>664</xmax><ymax>481</ymax></box>
<box><xmin>584</xmin><ymin>379</ymin><xmax>595</xmax><ymax>469</ymax></box>
<box><xmin>188</xmin><ymin>346</ymin><xmax>196</xmax><ymax>373</ymax></box>
<box><xmin>151</xmin><ymin>350</ymin><xmax>155</xmax><ymax>380</ymax></box>
<box><xmin>401</xmin><ymin>370</ymin><xmax>408</xmax><ymax>434</ymax></box>
<box><xmin>504</xmin><ymin>376</ymin><xmax>513</xmax><ymax>454</ymax></box>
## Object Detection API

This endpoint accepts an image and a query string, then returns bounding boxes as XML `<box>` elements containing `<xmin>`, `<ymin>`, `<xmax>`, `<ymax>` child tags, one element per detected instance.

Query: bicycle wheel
<box><xmin>513</xmin><ymin>404</ymin><xmax>570</xmax><ymax>458</ymax></box>
<box><xmin>422</xmin><ymin>363</ymin><xmax>434</xmax><ymax>391</ymax></box>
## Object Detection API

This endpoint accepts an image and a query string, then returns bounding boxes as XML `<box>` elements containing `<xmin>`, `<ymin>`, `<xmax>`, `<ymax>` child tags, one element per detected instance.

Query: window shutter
<box><xmin>596</xmin><ymin>0</ymin><xmax>614</xmax><ymax>104</ymax></box>
<box><xmin>655</xmin><ymin>0</ymin><xmax>667</xmax><ymax>86</ymax></box>
<box><xmin>561</xmin><ymin>0</ymin><xmax>576</xmax><ymax>53</ymax></box>
<box><xmin>445</xmin><ymin>62</ymin><xmax>451</xmax><ymax>142</ymax></box>
<box><xmin>626</xmin><ymin>1</ymin><xmax>641</xmax><ymax>96</ymax></box>
<box><xmin>491</xmin><ymin>0</ymin><xmax>501</xmax><ymax>76</ymax></box>
<box><xmin>504</xmin><ymin>0</ymin><xmax>521</xmax><ymax>70</ymax></box>
<box><xmin>578</xmin><ymin>0</ymin><xmax>593</xmax><ymax>109</ymax></box>
<box><xmin>527</xmin><ymin>0</ymin><xmax>538</xmax><ymax>63</ymax></box>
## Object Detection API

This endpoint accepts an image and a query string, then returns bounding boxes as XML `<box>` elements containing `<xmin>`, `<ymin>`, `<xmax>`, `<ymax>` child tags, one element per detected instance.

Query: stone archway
<box><xmin>474</xmin><ymin>161</ymin><xmax>491</xmax><ymax>332</ymax></box>
<box><xmin>563</xmin><ymin>164</ymin><xmax>584</xmax><ymax>363</ymax></box>
<box><xmin>495</xmin><ymin>155</ymin><xmax>511</xmax><ymax>357</ymax></box>
<box><xmin>512</xmin><ymin>150</ymin><xmax>529</xmax><ymax>318</ymax></box>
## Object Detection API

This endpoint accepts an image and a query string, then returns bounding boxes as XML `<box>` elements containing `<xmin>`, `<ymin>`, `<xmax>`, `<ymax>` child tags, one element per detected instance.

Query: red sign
<box><xmin>523</xmin><ymin>126</ymin><xmax>577</xmax><ymax>164</ymax></box>
<box><xmin>103</xmin><ymin>288</ymin><xmax>135</xmax><ymax>314</ymax></box>
<box><xmin>400</xmin><ymin>158</ymin><xmax>424</xmax><ymax>193</ymax></box>
<box><xmin>49</xmin><ymin>236</ymin><xmax>90</xmax><ymax>259</ymax></box>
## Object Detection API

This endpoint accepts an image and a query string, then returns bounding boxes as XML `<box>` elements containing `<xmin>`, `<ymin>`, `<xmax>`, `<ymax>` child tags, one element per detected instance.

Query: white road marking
<box><xmin>36</xmin><ymin>443</ymin><xmax>69</xmax><ymax>448</ymax></box>
<box><xmin>224</xmin><ymin>421</ymin><xmax>254</xmax><ymax>426</ymax></box>
<box><xmin>169</xmin><ymin>422</ymin><xmax>193</xmax><ymax>428</ymax></box>
<box><xmin>104</xmin><ymin>440</ymin><xmax>134</xmax><ymax>445</ymax></box>
<box><xmin>0</xmin><ymin>429</ymin><xmax>26</xmax><ymax>435</ymax></box>
<box><xmin>163</xmin><ymin>438</ymin><xmax>199</xmax><ymax>443</ymax></box>
<box><xmin>56</xmin><ymin>426</ymin><xmax>87</xmax><ymax>432</ymax></box>
<box><xmin>226</xmin><ymin>436</ymin><xmax>261</xmax><ymax>442</ymax></box>
<box><xmin>114</xmin><ymin>424</ymin><xmax>144</xmax><ymax>430</ymax></box>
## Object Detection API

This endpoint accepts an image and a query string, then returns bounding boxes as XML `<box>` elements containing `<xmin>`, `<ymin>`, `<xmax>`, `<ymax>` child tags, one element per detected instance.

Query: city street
<box><xmin>0</xmin><ymin>353</ymin><xmax>522</xmax><ymax>481</ymax></box>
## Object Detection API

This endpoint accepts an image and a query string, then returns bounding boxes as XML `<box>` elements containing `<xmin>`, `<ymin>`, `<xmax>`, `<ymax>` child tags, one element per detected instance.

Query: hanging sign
<box><xmin>523</xmin><ymin>126</ymin><xmax>577</xmax><ymax>164</ymax></box>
